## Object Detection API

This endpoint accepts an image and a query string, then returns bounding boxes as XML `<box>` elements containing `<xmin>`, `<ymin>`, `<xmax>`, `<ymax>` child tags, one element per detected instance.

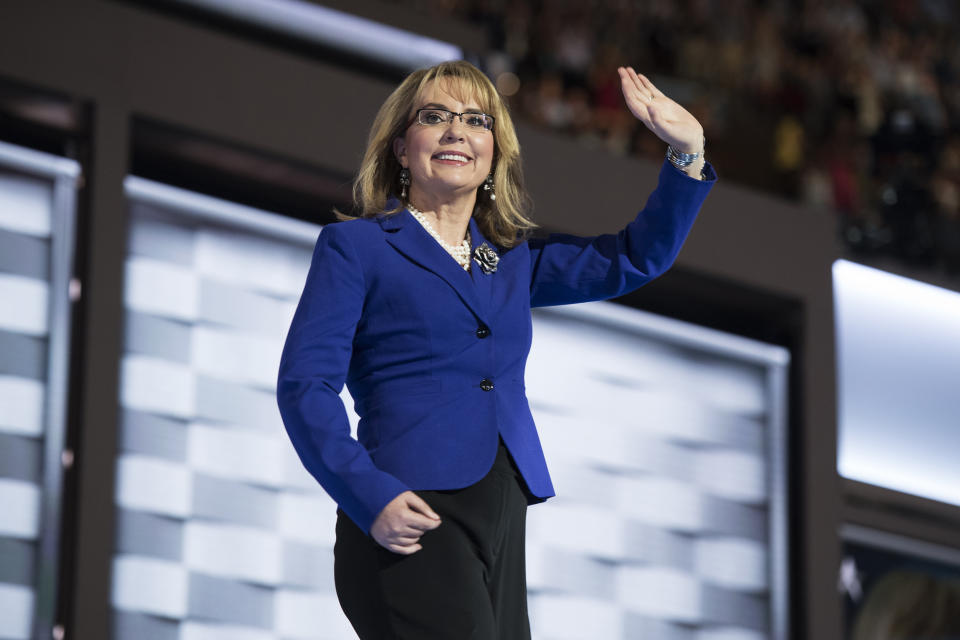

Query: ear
<box><xmin>393</xmin><ymin>136</ymin><xmax>408</xmax><ymax>168</ymax></box>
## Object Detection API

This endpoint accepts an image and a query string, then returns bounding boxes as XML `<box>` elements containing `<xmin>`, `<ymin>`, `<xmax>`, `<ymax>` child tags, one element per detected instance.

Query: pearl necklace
<box><xmin>406</xmin><ymin>204</ymin><xmax>472</xmax><ymax>271</ymax></box>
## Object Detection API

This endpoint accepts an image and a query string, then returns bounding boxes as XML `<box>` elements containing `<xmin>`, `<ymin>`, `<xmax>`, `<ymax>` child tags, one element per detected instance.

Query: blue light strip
<box><xmin>170</xmin><ymin>0</ymin><xmax>462</xmax><ymax>70</ymax></box>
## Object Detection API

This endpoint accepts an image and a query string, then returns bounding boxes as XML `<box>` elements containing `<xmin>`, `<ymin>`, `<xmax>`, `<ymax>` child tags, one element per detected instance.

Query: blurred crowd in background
<box><xmin>390</xmin><ymin>0</ymin><xmax>960</xmax><ymax>275</ymax></box>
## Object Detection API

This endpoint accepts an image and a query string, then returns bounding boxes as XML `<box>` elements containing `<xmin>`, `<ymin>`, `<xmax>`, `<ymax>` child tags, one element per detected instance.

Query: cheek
<box><xmin>476</xmin><ymin>137</ymin><xmax>495</xmax><ymax>170</ymax></box>
<box><xmin>405</xmin><ymin>131</ymin><xmax>433</xmax><ymax>163</ymax></box>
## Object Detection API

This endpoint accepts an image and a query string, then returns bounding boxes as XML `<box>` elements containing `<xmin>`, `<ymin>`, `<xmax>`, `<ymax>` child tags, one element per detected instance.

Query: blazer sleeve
<box><xmin>529</xmin><ymin>159</ymin><xmax>716</xmax><ymax>308</ymax></box>
<box><xmin>277</xmin><ymin>223</ymin><xmax>410</xmax><ymax>535</ymax></box>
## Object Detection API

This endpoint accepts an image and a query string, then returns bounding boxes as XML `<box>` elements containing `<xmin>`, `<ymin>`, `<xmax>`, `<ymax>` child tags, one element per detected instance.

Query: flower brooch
<box><xmin>473</xmin><ymin>242</ymin><xmax>499</xmax><ymax>274</ymax></box>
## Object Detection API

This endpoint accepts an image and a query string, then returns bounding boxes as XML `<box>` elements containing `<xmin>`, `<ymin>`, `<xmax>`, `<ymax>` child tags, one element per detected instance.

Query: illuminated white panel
<box><xmin>121</xmin><ymin>355</ymin><xmax>196</xmax><ymax>419</ymax></box>
<box><xmin>0</xmin><ymin>583</ymin><xmax>34</xmax><ymax>640</ymax></box>
<box><xmin>124</xmin><ymin>257</ymin><xmax>199</xmax><ymax>321</ymax></box>
<box><xmin>694</xmin><ymin>450</ymin><xmax>766</xmax><ymax>504</ymax></box>
<box><xmin>0</xmin><ymin>146</ymin><xmax>78</xmax><ymax>640</ymax></box>
<box><xmin>111</xmin><ymin>555</ymin><xmax>188</xmax><ymax>618</ymax></box>
<box><xmin>187</xmin><ymin>423</ymin><xmax>285</xmax><ymax>486</ymax></box>
<box><xmin>169</xmin><ymin>0</ymin><xmax>461</xmax><ymax>71</ymax></box>
<box><xmin>280</xmin><ymin>446</ymin><xmax>321</xmax><ymax>491</ymax></box>
<box><xmin>616</xmin><ymin>567</ymin><xmax>701</xmax><ymax>622</ymax></box>
<box><xmin>697</xmin><ymin>629</ymin><xmax>766</xmax><ymax>640</ymax></box>
<box><xmin>180</xmin><ymin>622</ymin><xmax>274</xmax><ymax>640</ymax></box>
<box><xmin>526</xmin><ymin>504</ymin><xmax>624</xmax><ymax>560</ymax></box>
<box><xmin>523</xmin><ymin>345</ymin><xmax>594</xmax><ymax>401</ymax></box>
<box><xmin>534</xmin><ymin>413</ymin><xmax>598</xmax><ymax>467</ymax></box>
<box><xmin>694</xmin><ymin>538</ymin><xmax>766</xmax><ymax>591</ymax></box>
<box><xmin>116</xmin><ymin>455</ymin><xmax>192</xmax><ymax>517</ymax></box>
<box><xmin>127</xmin><ymin>214</ymin><xmax>195</xmax><ymax>263</ymax></box>
<box><xmin>616</xmin><ymin>478</ymin><xmax>703</xmax><ymax>532</ymax></box>
<box><xmin>0</xmin><ymin>172</ymin><xmax>51</xmax><ymax>237</ymax></box>
<box><xmin>538</xmin><ymin>413</ymin><xmax>692</xmax><ymax>475</ymax></box>
<box><xmin>524</xmin><ymin>546</ymin><xmax>549</xmax><ymax>590</ymax></box>
<box><xmin>630</xmin><ymin>390</ymin><xmax>728</xmax><ymax>445</ymax></box>
<box><xmin>342</xmin><ymin>386</ymin><xmax>360</xmax><ymax>439</ymax></box>
<box><xmin>194</xmin><ymin>378</ymin><xmax>282</xmax><ymax>433</ymax></box>
<box><xmin>183</xmin><ymin>522</ymin><xmax>281</xmax><ymax>585</ymax></box>
<box><xmin>274</xmin><ymin>590</ymin><xmax>357</xmax><ymax>640</ymax></box>
<box><xmin>688</xmin><ymin>360</ymin><xmax>768</xmax><ymax>415</ymax></box>
<box><xmin>198</xmin><ymin>279</ymin><xmax>292</xmax><ymax>334</ymax></box>
<box><xmin>277</xmin><ymin>492</ymin><xmax>337</xmax><ymax>547</ymax></box>
<box><xmin>0</xmin><ymin>274</ymin><xmax>48</xmax><ymax>336</ymax></box>
<box><xmin>526</xmin><ymin>546</ymin><xmax>612</xmax><ymax>596</ymax></box>
<box><xmin>195</xmin><ymin>229</ymin><xmax>311</xmax><ymax>298</ymax></box>
<box><xmin>0</xmin><ymin>375</ymin><xmax>45</xmax><ymax>436</ymax></box>
<box><xmin>530</xmin><ymin>595</ymin><xmax>623</xmax><ymax>639</ymax></box>
<box><xmin>834</xmin><ymin>260</ymin><xmax>960</xmax><ymax>505</ymax></box>
<box><xmin>191</xmin><ymin>326</ymin><xmax>281</xmax><ymax>389</ymax></box>
<box><xmin>0</xmin><ymin>479</ymin><xmax>40</xmax><ymax>539</ymax></box>
<box><xmin>535</xmin><ymin>460</ymin><xmax>617</xmax><ymax>508</ymax></box>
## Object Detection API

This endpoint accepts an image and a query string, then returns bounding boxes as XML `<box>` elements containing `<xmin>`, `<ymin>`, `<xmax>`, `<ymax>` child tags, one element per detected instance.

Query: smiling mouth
<box><xmin>432</xmin><ymin>152</ymin><xmax>471</xmax><ymax>163</ymax></box>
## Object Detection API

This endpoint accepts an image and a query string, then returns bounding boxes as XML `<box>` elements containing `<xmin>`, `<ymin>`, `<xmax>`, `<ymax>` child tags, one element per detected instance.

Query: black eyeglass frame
<box><xmin>411</xmin><ymin>108</ymin><xmax>495</xmax><ymax>131</ymax></box>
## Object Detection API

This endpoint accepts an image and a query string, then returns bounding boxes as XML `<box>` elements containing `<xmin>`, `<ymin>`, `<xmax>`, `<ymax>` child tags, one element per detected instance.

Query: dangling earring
<box><xmin>483</xmin><ymin>174</ymin><xmax>496</xmax><ymax>201</ymax></box>
<box><xmin>399</xmin><ymin>167</ymin><xmax>411</xmax><ymax>199</ymax></box>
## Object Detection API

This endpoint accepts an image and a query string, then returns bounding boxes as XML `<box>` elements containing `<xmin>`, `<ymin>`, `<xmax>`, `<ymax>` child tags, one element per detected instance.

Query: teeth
<box><xmin>435</xmin><ymin>153</ymin><xmax>469</xmax><ymax>162</ymax></box>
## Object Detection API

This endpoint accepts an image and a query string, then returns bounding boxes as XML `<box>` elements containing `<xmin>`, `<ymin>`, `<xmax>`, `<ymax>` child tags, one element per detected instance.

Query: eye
<box><xmin>465</xmin><ymin>114</ymin><xmax>487</xmax><ymax>128</ymax></box>
<box><xmin>422</xmin><ymin>110</ymin><xmax>446</xmax><ymax>124</ymax></box>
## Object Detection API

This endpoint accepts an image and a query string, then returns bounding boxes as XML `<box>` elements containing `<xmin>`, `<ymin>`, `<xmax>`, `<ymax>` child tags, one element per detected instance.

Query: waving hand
<box><xmin>618</xmin><ymin>67</ymin><xmax>704</xmax><ymax>154</ymax></box>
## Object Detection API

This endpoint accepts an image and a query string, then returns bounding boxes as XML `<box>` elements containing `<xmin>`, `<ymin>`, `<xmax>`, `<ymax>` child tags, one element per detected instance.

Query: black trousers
<box><xmin>334</xmin><ymin>437</ymin><xmax>534</xmax><ymax>639</ymax></box>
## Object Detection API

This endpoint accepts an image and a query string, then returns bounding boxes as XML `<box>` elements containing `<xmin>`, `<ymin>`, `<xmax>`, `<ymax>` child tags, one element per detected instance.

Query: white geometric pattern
<box><xmin>0</xmin><ymin>375</ymin><xmax>45</xmax><ymax>436</ymax></box>
<box><xmin>0</xmin><ymin>583</ymin><xmax>35</xmax><ymax>640</ymax></box>
<box><xmin>112</xmin><ymin>182</ymin><xmax>788</xmax><ymax>640</ymax></box>
<box><xmin>0</xmin><ymin>167</ymin><xmax>61</xmax><ymax>640</ymax></box>
<box><xmin>0</xmin><ymin>274</ymin><xmax>49</xmax><ymax>336</ymax></box>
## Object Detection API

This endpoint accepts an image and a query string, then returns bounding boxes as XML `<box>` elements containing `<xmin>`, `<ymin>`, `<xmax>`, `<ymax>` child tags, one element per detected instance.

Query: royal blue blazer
<box><xmin>277</xmin><ymin>159</ymin><xmax>716</xmax><ymax>535</ymax></box>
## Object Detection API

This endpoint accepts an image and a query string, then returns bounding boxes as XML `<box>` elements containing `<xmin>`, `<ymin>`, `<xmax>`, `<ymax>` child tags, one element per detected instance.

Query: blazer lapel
<box><xmin>468</xmin><ymin>215</ymin><xmax>494</xmax><ymax>309</ymax></box>
<box><xmin>381</xmin><ymin>208</ymin><xmax>487</xmax><ymax>319</ymax></box>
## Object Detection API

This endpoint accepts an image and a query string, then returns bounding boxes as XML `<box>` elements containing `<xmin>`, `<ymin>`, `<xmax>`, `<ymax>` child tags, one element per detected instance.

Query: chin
<box><xmin>426</xmin><ymin>179</ymin><xmax>484</xmax><ymax>195</ymax></box>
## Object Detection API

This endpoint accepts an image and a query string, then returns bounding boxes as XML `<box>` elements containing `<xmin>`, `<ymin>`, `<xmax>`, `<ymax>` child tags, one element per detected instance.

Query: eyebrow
<box><xmin>421</xmin><ymin>102</ymin><xmax>485</xmax><ymax>113</ymax></box>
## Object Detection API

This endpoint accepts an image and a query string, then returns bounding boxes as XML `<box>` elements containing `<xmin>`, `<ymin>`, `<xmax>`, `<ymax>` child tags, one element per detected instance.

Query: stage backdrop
<box><xmin>110</xmin><ymin>177</ymin><xmax>789</xmax><ymax>640</ymax></box>
<box><xmin>0</xmin><ymin>141</ymin><xmax>79</xmax><ymax>640</ymax></box>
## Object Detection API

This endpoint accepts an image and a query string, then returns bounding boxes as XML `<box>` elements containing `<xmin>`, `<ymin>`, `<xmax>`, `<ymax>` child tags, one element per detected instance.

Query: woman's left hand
<box><xmin>618</xmin><ymin>67</ymin><xmax>704</xmax><ymax>154</ymax></box>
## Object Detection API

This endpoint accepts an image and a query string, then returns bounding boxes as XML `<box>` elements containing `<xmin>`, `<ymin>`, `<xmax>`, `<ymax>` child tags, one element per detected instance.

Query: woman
<box><xmin>277</xmin><ymin>60</ymin><xmax>715</xmax><ymax>639</ymax></box>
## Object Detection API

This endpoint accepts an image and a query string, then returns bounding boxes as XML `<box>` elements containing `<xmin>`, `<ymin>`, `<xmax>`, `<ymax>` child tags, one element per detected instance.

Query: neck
<box><xmin>407</xmin><ymin>186</ymin><xmax>475</xmax><ymax>246</ymax></box>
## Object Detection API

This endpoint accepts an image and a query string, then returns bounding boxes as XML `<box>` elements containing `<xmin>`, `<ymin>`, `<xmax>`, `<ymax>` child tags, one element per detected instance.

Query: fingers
<box><xmin>629</xmin><ymin>67</ymin><xmax>662</xmax><ymax>98</ymax></box>
<box><xmin>371</xmin><ymin>492</ymin><xmax>443</xmax><ymax>553</ymax></box>
<box><xmin>397</xmin><ymin>517</ymin><xmax>437</xmax><ymax>535</ymax></box>
<box><xmin>373</xmin><ymin>523</ymin><xmax>426</xmax><ymax>552</ymax></box>
<box><xmin>618</xmin><ymin>66</ymin><xmax>648</xmax><ymax>102</ymax></box>
<box><xmin>406</xmin><ymin>493</ymin><xmax>442</xmax><ymax>523</ymax></box>
<box><xmin>391</xmin><ymin>532</ymin><xmax>423</xmax><ymax>544</ymax></box>
<box><xmin>626</xmin><ymin>67</ymin><xmax>650</xmax><ymax>98</ymax></box>
<box><xmin>386</xmin><ymin>541</ymin><xmax>423</xmax><ymax>555</ymax></box>
<box><xmin>406</xmin><ymin>517</ymin><xmax>441</xmax><ymax>533</ymax></box>
<box><xmin>373</xmin><ymin>525</ymin><xmax>425</xmax><ymax>553</ymax></box>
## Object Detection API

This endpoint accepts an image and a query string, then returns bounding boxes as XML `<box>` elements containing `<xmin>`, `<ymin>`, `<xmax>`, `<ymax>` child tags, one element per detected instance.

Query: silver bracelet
<box><xmin>666</xmin><ymin>136</ymin><xmax>705</xmax><ymax>169</ymax></box>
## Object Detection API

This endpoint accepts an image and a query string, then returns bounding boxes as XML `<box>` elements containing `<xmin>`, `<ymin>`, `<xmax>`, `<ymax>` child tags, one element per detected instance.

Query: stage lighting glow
<box><xmin>833</xmin><ymin>259</ymin><xmax>960</xmax><ymax>506</ymax></box>
<box><xmin>169</xmin><ymin>0</ymin><xmax>462</xmax><ymax>70</ymax></box>
<box><xmin>496</xmin><ymin>72</ymin><xmax>520</xmax><ymax>96</ymax></box>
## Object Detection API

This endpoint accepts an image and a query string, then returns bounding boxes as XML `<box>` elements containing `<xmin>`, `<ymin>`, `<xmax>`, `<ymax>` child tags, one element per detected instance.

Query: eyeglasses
<box><xmin>414</xmin><ymin>108</ymin><xmax>495</xmax><ymax>131</ymax></box>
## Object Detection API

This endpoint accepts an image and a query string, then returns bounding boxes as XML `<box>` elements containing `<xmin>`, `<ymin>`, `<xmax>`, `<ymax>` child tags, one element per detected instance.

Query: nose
<box><xmin>441</xmin><ymin>117</ymin><xmax>467</xmax><ymax>141</ymax></box>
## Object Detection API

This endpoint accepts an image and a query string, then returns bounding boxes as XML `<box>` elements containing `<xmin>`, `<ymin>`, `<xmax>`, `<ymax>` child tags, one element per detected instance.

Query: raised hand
<box><xmin>618</xmin><ymin>66</ymin><xmax>704</xmax><ymax>154</ymax></box>
<box><xmin>370</xmin><ymin>490</ymin><xmax>442</xmax><ymax>554</ymax></box>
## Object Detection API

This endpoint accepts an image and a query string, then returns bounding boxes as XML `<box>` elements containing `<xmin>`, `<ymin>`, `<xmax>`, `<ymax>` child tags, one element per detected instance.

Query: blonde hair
<box><xmin>338</xmin><ymin>60</ymin><xmax>537</xmax><ymax>249</ymax></box>
<box><xmin>852</xmin><ymin>570</ymin><xmax>960</xmax><ymax>640</ymax></box>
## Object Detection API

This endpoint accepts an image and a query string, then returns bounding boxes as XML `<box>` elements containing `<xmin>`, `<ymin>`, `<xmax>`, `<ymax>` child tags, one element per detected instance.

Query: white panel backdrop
<box><xmin>834</xmin><ymin>259</ymin><xmax>960</xmax><ymax>507</ymax></box>
<box><xmin>113</xmin><ymin>178</ymin><xmax>789</xmax><ymax>640</ymax></box>
<box><xmin>0</xmin><ymin>143</ymin><xmax>79</xmax><ymax>640</ymax></box>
